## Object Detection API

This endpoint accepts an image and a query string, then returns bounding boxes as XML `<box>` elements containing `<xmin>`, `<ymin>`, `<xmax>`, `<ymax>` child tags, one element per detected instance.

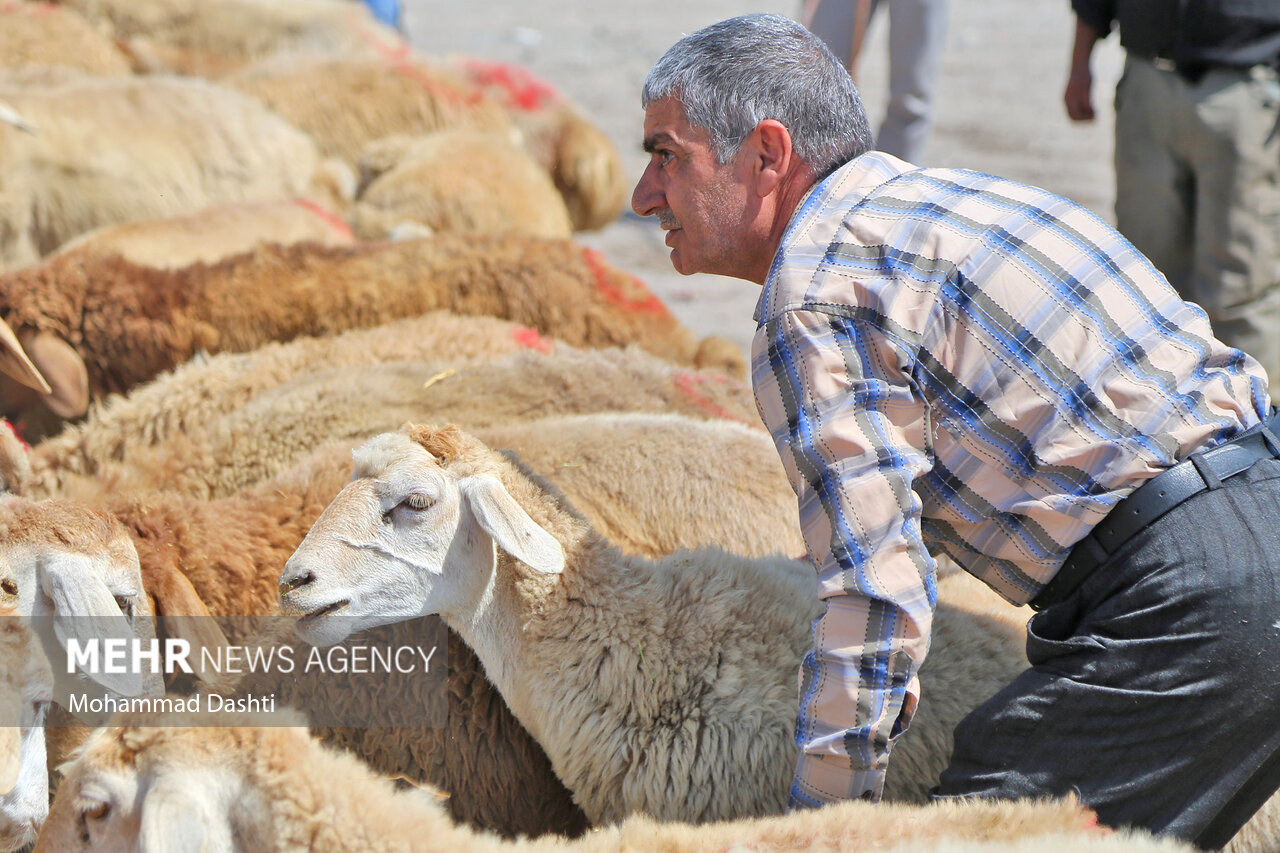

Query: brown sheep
<box><xmin>0</xmin><ymin>236</ymin><xmax>745</xmax><ymax>432</ymax></box>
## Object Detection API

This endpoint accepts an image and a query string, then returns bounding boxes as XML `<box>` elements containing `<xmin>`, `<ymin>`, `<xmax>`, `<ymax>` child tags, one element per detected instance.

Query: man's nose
<box><xmin>631</xmin><ymin>160</ymin><xmax>663</xmax><ymax>218</ymax></box>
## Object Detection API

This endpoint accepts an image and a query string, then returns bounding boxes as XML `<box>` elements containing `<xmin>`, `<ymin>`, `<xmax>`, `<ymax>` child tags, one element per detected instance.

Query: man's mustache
<box><xmin>656</xmin><ymin>210</ymin><xmax>680</xmax><ymax>230</ymax></box>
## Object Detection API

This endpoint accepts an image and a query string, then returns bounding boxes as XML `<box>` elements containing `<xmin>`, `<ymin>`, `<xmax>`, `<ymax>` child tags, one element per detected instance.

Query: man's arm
<box><xmin>752</xmin><ymin>306</ymin><xmax>937</xmax><ymax>808</ymax></box>
<box><xmin>1065</xmin><ymin>17</ymin><xmax>1104</xmax><ymax>121</ymax></box>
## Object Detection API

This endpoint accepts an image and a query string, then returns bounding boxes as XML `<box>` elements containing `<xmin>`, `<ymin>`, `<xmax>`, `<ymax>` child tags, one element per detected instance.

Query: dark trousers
<box><xmin>934</xmin><ymin>457</ymin><xmax>1280</xmax><ymax>850</ymax></box>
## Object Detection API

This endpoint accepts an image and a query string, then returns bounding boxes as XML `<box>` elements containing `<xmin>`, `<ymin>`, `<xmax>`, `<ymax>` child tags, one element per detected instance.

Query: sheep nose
<box><xmin>279</xmin><ymin>567</ymin><xmax>315</xmax><ymax>597</ymax></box>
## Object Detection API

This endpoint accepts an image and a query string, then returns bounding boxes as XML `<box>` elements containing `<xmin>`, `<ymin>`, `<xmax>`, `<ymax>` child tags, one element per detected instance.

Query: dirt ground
<box><xmin>405</xmin><ymin>0</ymin><xmax>1126</xmax><ymax>361</ymax></box>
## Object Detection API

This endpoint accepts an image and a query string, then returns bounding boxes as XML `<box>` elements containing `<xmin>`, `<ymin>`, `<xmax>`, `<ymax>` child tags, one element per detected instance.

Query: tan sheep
<box><xmin>0</xmin><ymin>2</ymin><xmax>133</xmax><ymax>77</ymax></box>
<box><xmin>23</xmin><ymin>312</ymin><xmax>558</xmax><ymax>498</ymax></box>
<box><xmin>34</xmin><ymin>713</ymin><xmax>1143</xmax><ymax>853</ymax></box>
<box><xmin>224</xmin><ymin>53</ymin><xmax>514</xmax><ymax>164</ymax></box>
<box><xmin>57</xmin><ymin>0</ymin><xmax>407</xmax><ymax>78</ymax></box>
<box><xmin>61</xmin><ymin>347</ymin><xmax>760</xmax><ymax>500</ymax></box>
<box><xmin>50</xmin><ymin>199</ymin><xmax>357</xmax><ymax>270</ymax></box>
<box><xmin>223</xmin><ymin>51</ymin><xmax>625</xmax><ymax>232</ymax></box>
<box><xmin>0</xmin><ymin>73</ymin><xmax>351</xmax><ymax>271</ymax></box>
<box><xmin>0</xmin><ymin>236</ymin><xmax>744</xmax><ymax>432</ymax></box>
<box><xmin>350</xmin><ymin>131</ymin><xmax>574</xmax><ymax>240</ymax></box>
<box><xmin>447</xmin><ymin>56</ymin><xmax>629</xmax><ymax>231</ymax></box>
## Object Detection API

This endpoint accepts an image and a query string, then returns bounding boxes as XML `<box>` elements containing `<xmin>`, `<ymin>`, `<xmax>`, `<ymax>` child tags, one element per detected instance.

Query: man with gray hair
<box><xmin>633</xmin><ymin>13</ymin><xmax>1280</xmax><ymax>849</ymax></box>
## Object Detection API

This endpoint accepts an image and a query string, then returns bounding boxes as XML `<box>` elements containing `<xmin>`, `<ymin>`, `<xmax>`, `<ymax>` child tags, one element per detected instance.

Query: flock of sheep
<box><xmin>0</xmin><ymin>0</ymin><xmax>1268</xmax><ymax>850</ymax></box>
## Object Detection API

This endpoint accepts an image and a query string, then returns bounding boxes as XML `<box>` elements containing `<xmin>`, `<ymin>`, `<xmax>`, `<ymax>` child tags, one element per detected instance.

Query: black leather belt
<box><xmin>1029</xmin><ymin>409</ymin><xmax>1280</xmax><ymax>612</ymax></box>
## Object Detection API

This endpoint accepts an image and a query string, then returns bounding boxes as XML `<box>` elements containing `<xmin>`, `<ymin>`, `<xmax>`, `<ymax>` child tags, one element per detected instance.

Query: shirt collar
<box><xmin>753</xmin><ymin>151</ymin><xmax>917</xmax><ymax>325</ymax></box>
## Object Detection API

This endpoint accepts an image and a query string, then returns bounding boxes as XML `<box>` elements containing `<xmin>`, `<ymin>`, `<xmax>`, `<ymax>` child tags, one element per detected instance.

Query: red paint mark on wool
<box><xmin>291</xmin><ymin>199</ymin><xmax>355</xmax><ymax>240</ymax></box>
<box><xmin>2</xmin><ymin>420</ymin><xmax>28</xmax><ymax>450</ymax></box>
<box><xmin>358</xmin><ymin>24</ymin><xmax>486</xmax><ymax>109</ymax></box>
<box><xmin>458</xmin><ymin>58</ymin><xmax>560</xmax><ymax>112</ymax></box>
<box><xmin>512</xmin><ymin>326</ymin><xmax>553</xmax><ymax>354</ymax></box>
<box><xmin>3</xmin><ymin>2</ymin><xmax>56</xmax><ymax>15</ymax></box>
<box><xmin>674</xmin><ymin>371</ymin><xmax>748</xmax><ymax>424</ymax></box>
<box><xmin>581</xmin><ymin>248</ymin><xmax>667</xmax><ymax>316</ymax></box>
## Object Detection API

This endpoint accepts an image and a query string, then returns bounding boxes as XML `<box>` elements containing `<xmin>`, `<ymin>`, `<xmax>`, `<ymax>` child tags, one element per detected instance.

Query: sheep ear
<box><xmin>20</xmin><ymin>331</ymin><xmax>88</xmax><ymax>419</ymax></box>
<box><xmin>139</xmin><ymin>776</ymin><xmax>234</xmax><ymax>853</ymax></box>
<box><xmin>459</xmin><ymin>475</ymin><xmax>564</xmax><ymax>575</ymax></box>
<box><xmin>41</xmin><ymin>553</ymin><xmax>144</xmax><ymax>697</ymax></box>
<box><xmin>0</xmin><ymin>318</ymin><xmax>50</xmax><ymax>395</ymax></box>
<box><xmin>144</xmin><ymin>564</ymin><xmax>232</xmax><ymax>688</ymax></box>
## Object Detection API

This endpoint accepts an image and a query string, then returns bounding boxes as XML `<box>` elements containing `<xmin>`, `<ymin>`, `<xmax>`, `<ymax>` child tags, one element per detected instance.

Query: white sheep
<box><xmin>278</xmin><ymin>424</ymin><xmax>990</xmax><ymax>822</ymax></box>
<box><xmin>0</xmin><ymin>72</ymin><xmax>350</xmax><ymax>270</ymax></box>
<box><xmin>0</xmin><ymin>599</ymin><xmax>52</xmax><ymax>853</ymax></box>
<box><xmin>33</xmin><ymin>710</ymin><xmax>1134</xmax><ymax>853</ymax></box>
<box><xmin>277</xmin><ymin>424</ymin><xmax>1277</xmax><ymax>850</ymax></box>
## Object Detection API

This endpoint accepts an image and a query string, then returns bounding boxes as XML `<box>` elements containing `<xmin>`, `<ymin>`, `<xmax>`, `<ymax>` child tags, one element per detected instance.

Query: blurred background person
<box><xmin>801</xmin><ymin>0</ymin><xmax>951</xmax><ymax>163</ymax></box>
<box><xmin>1065</xmin><ymin>0</ymin><xmax>1280</xmax><ymax>384</ymax></box>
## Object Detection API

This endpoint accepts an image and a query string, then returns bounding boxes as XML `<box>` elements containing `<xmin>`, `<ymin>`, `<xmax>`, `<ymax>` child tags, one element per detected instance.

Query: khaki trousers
<box><xmin>1114</xmin><ymin>55</ymin><xmax>1280</xmax><ymax>384</ymax></box>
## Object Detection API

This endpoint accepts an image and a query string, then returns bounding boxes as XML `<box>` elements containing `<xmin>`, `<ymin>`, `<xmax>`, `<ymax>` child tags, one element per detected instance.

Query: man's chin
<box><xmin>668</xmin><ymin>248</ymin><xmax>698</xmax><ymax>276</ymax></box>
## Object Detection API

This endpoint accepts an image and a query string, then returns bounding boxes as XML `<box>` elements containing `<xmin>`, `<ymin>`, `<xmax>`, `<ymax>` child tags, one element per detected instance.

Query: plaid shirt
<box><xmin>751</xmin><ymin>152</ymin><xmax>1270</xmax><ymax>808</ymax></box>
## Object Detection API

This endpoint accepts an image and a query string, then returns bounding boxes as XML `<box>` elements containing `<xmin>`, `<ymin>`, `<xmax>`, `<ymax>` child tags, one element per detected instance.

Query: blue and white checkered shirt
<box><xmin>751</xmin><ymin>152</ymin><xmax>1270</xmax><ymax>808</ymax></box>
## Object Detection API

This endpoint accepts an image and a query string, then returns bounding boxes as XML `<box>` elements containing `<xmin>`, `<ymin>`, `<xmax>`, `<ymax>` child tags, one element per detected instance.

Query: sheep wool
<box><xmin>0</xmin><ymin>235</ymin><xmax>743</xmax><ymax>425</ymax></box>
<box><xmin>36</xmin><ymin>713</ymin><xmax>1138</xmax><ymax>853</ymax></box>
<box><xmin>0</xmin><ymin>3</ymin><xmax>133</xmax><ymax>77</ymax></box>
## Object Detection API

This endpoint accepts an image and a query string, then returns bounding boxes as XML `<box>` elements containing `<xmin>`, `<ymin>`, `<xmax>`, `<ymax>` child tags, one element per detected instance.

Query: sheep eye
<box><xmin>0</xmin><ymin>579</ymin><xmax>15</xmax><ymax>596</ymax></box>
<box><xmin>405</xmin><ymin>493</ymin><xmax>435</xmax><ymax>511</ymax></box>
<box><xmin>114</xmin><ymin>594</ymin><xmax>135</xmax><ymax>621</ymax></box>
<box><xmin>82</xmin><ymin>801</ymin><xmax>109</xmax><ymax>821</ymax></box>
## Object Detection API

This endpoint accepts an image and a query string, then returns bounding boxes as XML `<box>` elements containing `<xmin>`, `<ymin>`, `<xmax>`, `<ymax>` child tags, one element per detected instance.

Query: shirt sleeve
<box><xmin>752</xmin><ymin>306</ymin><xmax>937</xmax><ymax>808</ymax></box>
<box><xmin>1071</xmin><ymin>0</ymin><xmax>1117</xmax><ymax>37</ymax></box>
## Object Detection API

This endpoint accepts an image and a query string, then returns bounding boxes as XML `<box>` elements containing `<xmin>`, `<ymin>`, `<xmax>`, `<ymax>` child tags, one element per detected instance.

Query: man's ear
<box><xmin>749</xmin><ymin>119</ymin><xmax>795</xmax><ymax>197</ymax></box>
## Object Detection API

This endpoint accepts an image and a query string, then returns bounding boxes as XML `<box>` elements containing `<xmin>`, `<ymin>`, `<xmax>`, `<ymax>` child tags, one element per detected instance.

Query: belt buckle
<box><xmin>1152</xmin><ymin>56</ymin><xmax>1179</xmax><ymax>74</ymax></box>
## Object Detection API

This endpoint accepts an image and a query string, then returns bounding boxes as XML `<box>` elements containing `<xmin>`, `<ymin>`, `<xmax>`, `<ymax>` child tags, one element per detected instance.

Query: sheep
<box><xmin>32</xmin><ymin>711</ymin><xmax>1136</xmax><ymax>853</ymax></box>
<box><xmin>0</xmin><ymin>235</ymin><xmax>745</xmax><ymax>430</ymax></box>
<box><xmin>80</xmin><ymin>409</ymin><xmax>806</xmax><ymax>837</ymax></box>
<box><xmin>447</xmin><ymin>57</ymin><xmax>629</xmax><ymax>231</ymax></box>
<box><xmin>0</xmin><ymin>73</ymin><xmax>352</xmax><ymax>271</ymax></box>
<box><xmin>349</xmin><ymin>131</ymin><xmax>575</xmax><ymax>240</ymax></box>
<box><xmin>0</xmin><ymin>2</ymin><xmax>133</xmax><ymax>77</ymax></box>
<box><xmin>224</xmin><ymin>54</ymin><xmax>515</xmax><ymax>165</ymax></box>
<box><xmin>50</xmin><ymin>199</ymin><xmax>357</xmax><ymax>270</ymax></box>
<box><xmin>277</xmin><ymin>425</ymin><xmax>993</xmax><ymax>822</ymax></box>
<box><xmin>57</xmin><ymin>347</ymin><xmax>762</xmax><ymax>501</ymax></box>
<box><xmin>0</xmin><ymin>599</ymin><xmax>53</xmax><ymax>853</ymax></box>
<box><xmin>278</xmin><ymin>424</ymin><xmax>1280</xmax><ymax>849</ymax></box>
<box><xmin>22</xmin><ymin>311</ymin><xmax>562</xmax><ymax>494</ymax></box>
<box><xmin>56</xmin><ymin>0</ymin><xmax>407</xmax><ymax>78</ymax></box>
<box><xmin>223</xmin><ymin>52</ymin><xmax>625</xmax><ymax>231</ymax></box>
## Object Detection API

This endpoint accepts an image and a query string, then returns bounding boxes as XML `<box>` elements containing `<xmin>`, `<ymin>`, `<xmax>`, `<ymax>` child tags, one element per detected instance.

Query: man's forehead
<box><xmin>642</xmin><ymin>96</ymin><xmax>706</xmax><ymax>146</ymax></box>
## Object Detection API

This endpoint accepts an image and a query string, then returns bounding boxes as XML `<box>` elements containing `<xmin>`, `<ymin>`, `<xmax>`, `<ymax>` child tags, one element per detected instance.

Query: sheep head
<box><xmin>0</xmin><ymin>497</ymin><xmax>161</xmax><ymax>707</ymax></box>
<box><xmin>280</xmin><ymin>425</ymin><xmax>564</xmax><ymax>647</ymax></box>
<box><xmin>35</xmin><ymin>711</ymin><xmax>311</xmax><ymax>853</ymax></box>
<box><xmin>0</xmin><ymin>599</ymin><xmax>53</xmax><ymax>852</ymax></box>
